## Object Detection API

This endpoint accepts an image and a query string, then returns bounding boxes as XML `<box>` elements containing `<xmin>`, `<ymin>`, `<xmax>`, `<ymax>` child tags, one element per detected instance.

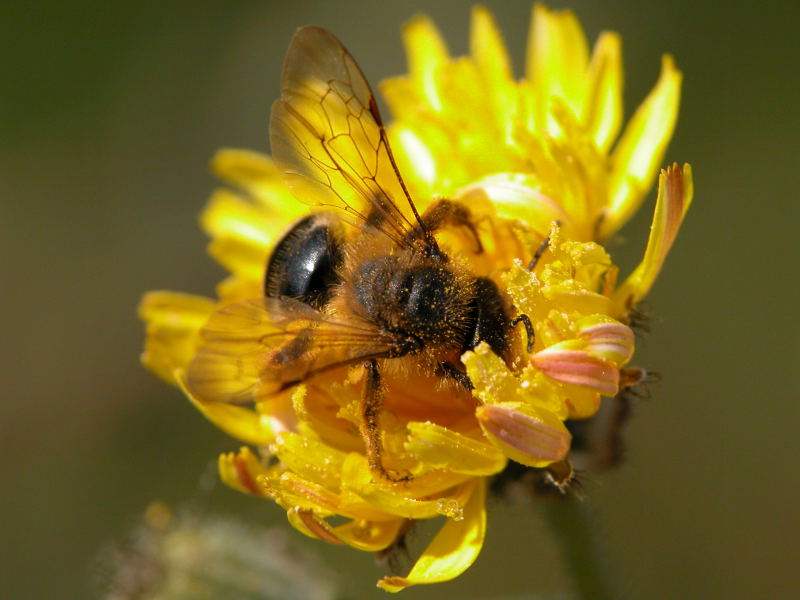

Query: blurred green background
<box><xmin>2</xmin><ymin>1</ymin><xmax>798</xmax><ymax>598</ymax></box>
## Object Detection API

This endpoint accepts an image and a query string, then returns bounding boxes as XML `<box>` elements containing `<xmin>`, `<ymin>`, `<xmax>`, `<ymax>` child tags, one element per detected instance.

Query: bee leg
<box><xmin>418</xmin><ymin>199</ymin><xmax>483</xmax><ymax>253</ymax></box>
<box><xmin>362</xmin><ymin>359</ymin><xmax>410</xmax><ymax>482</ymax></box>
<box><xmin>439</xmin><ymin>361</ymin><xmax>474</xmax><ymax>390</ymax></box>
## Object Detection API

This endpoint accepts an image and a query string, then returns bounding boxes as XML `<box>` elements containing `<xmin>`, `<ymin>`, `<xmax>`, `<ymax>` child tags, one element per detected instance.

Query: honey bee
<box><xmin>187</xmin><ymin>26</ymin><xmax>535</xmax><ymax>481</ymax></box>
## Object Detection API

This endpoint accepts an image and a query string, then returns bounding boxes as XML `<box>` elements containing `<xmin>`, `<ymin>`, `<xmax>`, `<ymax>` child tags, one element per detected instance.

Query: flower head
<box><xmin>139</xmin><ymin>4</ymin><xmax>692</xmax><ymax>592</ymax></box>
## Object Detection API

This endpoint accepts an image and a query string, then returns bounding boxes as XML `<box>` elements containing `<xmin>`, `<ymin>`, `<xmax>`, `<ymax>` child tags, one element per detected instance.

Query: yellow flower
<box><xmin>384</xmin><ymin>5</ymin><xmax>683</xmax><ymax>245</ymax></box>
<box><xmin>139</xmin><ymin>4</ymin><xmax>692</xmax><ymax>592</ymax></box>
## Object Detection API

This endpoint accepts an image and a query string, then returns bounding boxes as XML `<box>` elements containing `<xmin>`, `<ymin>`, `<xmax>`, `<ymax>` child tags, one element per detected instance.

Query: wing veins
<box><xmin>318</xmin><ymin>82</ymin><xmax>413</xmax><ymax>242</ymax></box>
<box><xmin>270</xmin><ymin>26</ymin><xmax>433</xmax><ymax>251</ymax></box>
<box><xmin>276</xmin><ymin>348</ymin><xmax>400</xmax><ymax>392</ymax></box>
<box><xmin>281</xmin><ymin>100</ymin><xmax>412</xmax><ymax>247</ymax></box>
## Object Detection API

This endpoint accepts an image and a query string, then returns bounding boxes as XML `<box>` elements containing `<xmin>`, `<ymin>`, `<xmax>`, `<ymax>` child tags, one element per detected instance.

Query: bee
<box><xmin>187</xmin><ymin>26</ymin><xmax>535</xmax><ymax>481</ymax></box>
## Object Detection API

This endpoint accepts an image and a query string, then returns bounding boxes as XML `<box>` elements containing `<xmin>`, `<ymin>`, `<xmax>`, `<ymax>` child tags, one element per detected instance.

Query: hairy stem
<box><xmin>541</xmin><ymin>496</ymin><xmax>619</xmax><ymax>600</ymax></box>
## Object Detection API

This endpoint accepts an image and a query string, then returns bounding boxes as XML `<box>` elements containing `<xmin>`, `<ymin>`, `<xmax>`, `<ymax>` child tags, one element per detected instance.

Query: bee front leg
<box><xmin>362</xmin><ymin>359</ymin><xmax>410</xmax><ymax>482</ymax></box>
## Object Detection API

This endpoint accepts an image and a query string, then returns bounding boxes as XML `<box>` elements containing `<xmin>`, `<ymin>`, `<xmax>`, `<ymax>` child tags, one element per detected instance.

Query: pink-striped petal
<box><xmin>476</xmin><ymin>402</ymin><xmax>570</xmax><ymax>467</ymax></box>
<box><xmin>576</xmin><ymin>315</ymin><xmax>635</xmax><ymax>365</ymax></box>
<box><xmin>532</xmin><ymin>343</ymin><xmax>619</xmax><ymax>395</ymax></box>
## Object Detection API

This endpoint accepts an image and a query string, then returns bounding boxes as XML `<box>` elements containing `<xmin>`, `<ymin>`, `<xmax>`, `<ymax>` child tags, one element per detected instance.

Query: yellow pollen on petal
<box><xmin>405</xmin><ymin>421</ymin><xmax>507</xmax><ymax>476</ymax></box>
<box><xmin>436</xmin><ymin>498</ymin><xmax>465</xmax><ymax>521</ymax></box>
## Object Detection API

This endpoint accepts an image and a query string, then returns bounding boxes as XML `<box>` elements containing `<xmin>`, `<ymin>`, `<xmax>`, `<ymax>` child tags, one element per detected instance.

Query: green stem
<box><xmin>540</xmin><ymin>496</ymin><xmax>619</xmax><ymax>600</ymax></box>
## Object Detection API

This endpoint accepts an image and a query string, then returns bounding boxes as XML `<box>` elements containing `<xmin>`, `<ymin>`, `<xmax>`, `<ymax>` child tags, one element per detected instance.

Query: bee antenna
<box><xmin>527</xmin><ymin>222</ymin><xmax>559</xmax><ymax>271</ymax></box>
<box><xmin>510</xmin><ymin>314</ymin><xmax>535</xmax><ymax>352</ymax></box>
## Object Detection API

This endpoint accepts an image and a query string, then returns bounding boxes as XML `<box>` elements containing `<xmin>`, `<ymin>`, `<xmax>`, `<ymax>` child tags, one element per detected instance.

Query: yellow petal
<box><xmin>542</xmin><ymin>279</ymin><xmax>614</xmax><ymax>316</ymax></box>
<box><xmin>177</xmin><ymin>372</ymin><xmax>275</xmax><ymax>446</ymax></box>
<box><xmin>292</xmin><ymin>384</ymin><xmax>363</xmax><ymax>453</ymax></box>
<box><xmin>341</xmin><ymin>454</ymin><xmax>471</xmax><ymax>520</ymax></box>
<box><xmin>390</xmin><ymin>125</ymin><xmax>438</xmax><ymax>192</ymax></box>
<box><xmin>206</xmin><ymin>235</ymin><xmax>268</xmax><ymax>282</ymax></box>
<box><xmin>138</xmin><ymin>291</ymin><xmax>217</xmax><ymax>384</ymax></box>
<box><xmin>613</xmin><ymin>163</ymin><xmax>694</xmax><ymax>312</ymax></box>
<box><xmin>461</xmin><ymin>342</ymin><xmax>522</xmax><ymax>406</ymax></box>
<box><xmin>462</xmin><ymin>342</ymin><xmax>569</xmax><ymax>421</ymax></box>
<box><xmin>470</xmin><ymin>6</ymin><xmax>516</xmax><ymax>137</ymax></box>
<box><xmin>380</xmin><ymin>74</ymin><xmax>417</xmax><ymax>123</ymax></box>
<box><xmin>218</xmin><ymin>447</ymin><xmax>270</xmax><ymax>496</ymax></box>
<box><xmin>526</xmin><ymin>4</ymin><xmax>590</xmax><ymax>133</ymax></box>
<box><xmin>211</xmin><ymin>148</ymin><xmax>303</xmax><ymax>214</ymax></box>
<box><xmin>273</xmin><ymin>431</ymin><xmax>347</xmax><ymax>491</ymax></box>
<box><xmin>503</xmin><ymin>262</ymin><xmax>546</xmax><ymax>321</ymax></box>
<box><xmin>402</xmin><ymin>14</ymin><xmax>449</xmax><ymax>112</ymax></box>
<box><xmin>330</xmin><ymin>518</ymin><xmax>405</xmax><ymax>551</ymax></box>
<box><xmin>138</xmin><ymin>291</ymin><xmax>217</xmax><ymax>328</ymax></box>
<box><xmin>287</xmin><ymin>509</ymin><xmax>404</xmax><ymax>552</ymax></box>
<box><xmin>377</xmin><ymin>479</ymin><xmax>486</xmax><ymax>592</ymax></box>
<box><xmin>287</xmin><ymin>507</ymin><xmax>345</xmax><ymax>545</ymax></box>
<box><xmin>604</xmin><ymin>55</ymin><xmax>682</xmax><ymax>237</ymax></box>
<box><xmin>456</xmin><ymin>173</ymin><xmax>570</xmax><ymax>238</ymax></box>
<box><xmin>561</xmin><ymin>383</ymin><xmax>601</xmax><ymax>419</ymax></box>
<box><xmin>583</xmin><ymin>32</ymin><xmax>623</xmax><ymax>151</ymax></box>
<box><xmin>211</xmin><ymin>148</ymin><xmax>279</xmax><ymax>192</ymax></box>
<box><xmin>200</xmin><ymin>189</ymin><xmax>274</xmax><ymax>248</ymax></box>
<box><xmin>476</xmin><ymin>402</ymin><xmax>570</xmax><ymax>467</ymax></box>
<box><xmin>215</xmin><ymin>274</ymin><xmax>262</xmax><ymax>305</ymax></box>
<box><xmin>274</xmin><ymin>472</ymin><xmax>345</xmax><ymax>516</ymax></box>
<box><xmin>405</xmin><ymin>421</ymin><xmax>506</xmax><ymax>476</ymax></box>
<box><xmin>471</xmin><ymin>6</ymin><xmax>512</xmax><ymax>85</ymax></box>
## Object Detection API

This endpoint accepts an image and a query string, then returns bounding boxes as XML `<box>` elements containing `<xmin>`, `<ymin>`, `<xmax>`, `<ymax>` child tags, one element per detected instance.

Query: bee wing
<box><xmin>186</xmin><ymin>297</ymin><xmax>398</xmax><ymax>405</ymax></box>
<box><xmin>270</xmin><ymin>26</ymin><xmax>427</xmax><ymax>250</ymax></box>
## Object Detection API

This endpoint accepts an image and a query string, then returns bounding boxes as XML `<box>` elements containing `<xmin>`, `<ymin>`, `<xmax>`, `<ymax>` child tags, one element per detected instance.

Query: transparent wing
<box><xmin>270</xmin><ymin>26</ymin><xmax>428</xmax><ymax>249</ymax></box>
<box><xmin>186</xmin><ymin>297</ymin><xmax>399</xmax><ymax>405</ymax></box>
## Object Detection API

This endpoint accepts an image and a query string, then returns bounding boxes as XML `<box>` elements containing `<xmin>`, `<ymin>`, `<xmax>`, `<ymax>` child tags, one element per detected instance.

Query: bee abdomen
<box><xmin>265</xmin><ymin>213</ymin><xmax>344</xmax><ymax>309</ymax></box>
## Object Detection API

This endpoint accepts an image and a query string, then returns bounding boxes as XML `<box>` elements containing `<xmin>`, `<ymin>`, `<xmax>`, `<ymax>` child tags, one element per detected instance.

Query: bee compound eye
<box><xmin>264</xmin><ymin>214</ymin><xmax>344</xmax><ymax>309</ymax></box>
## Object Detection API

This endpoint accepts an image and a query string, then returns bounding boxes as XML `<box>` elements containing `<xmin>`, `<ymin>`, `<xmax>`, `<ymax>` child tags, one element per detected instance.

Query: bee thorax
<box><xmin>350</xmin><ymin>256</ymin><xmax>464</xmax><ymax>346</ymax></box>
